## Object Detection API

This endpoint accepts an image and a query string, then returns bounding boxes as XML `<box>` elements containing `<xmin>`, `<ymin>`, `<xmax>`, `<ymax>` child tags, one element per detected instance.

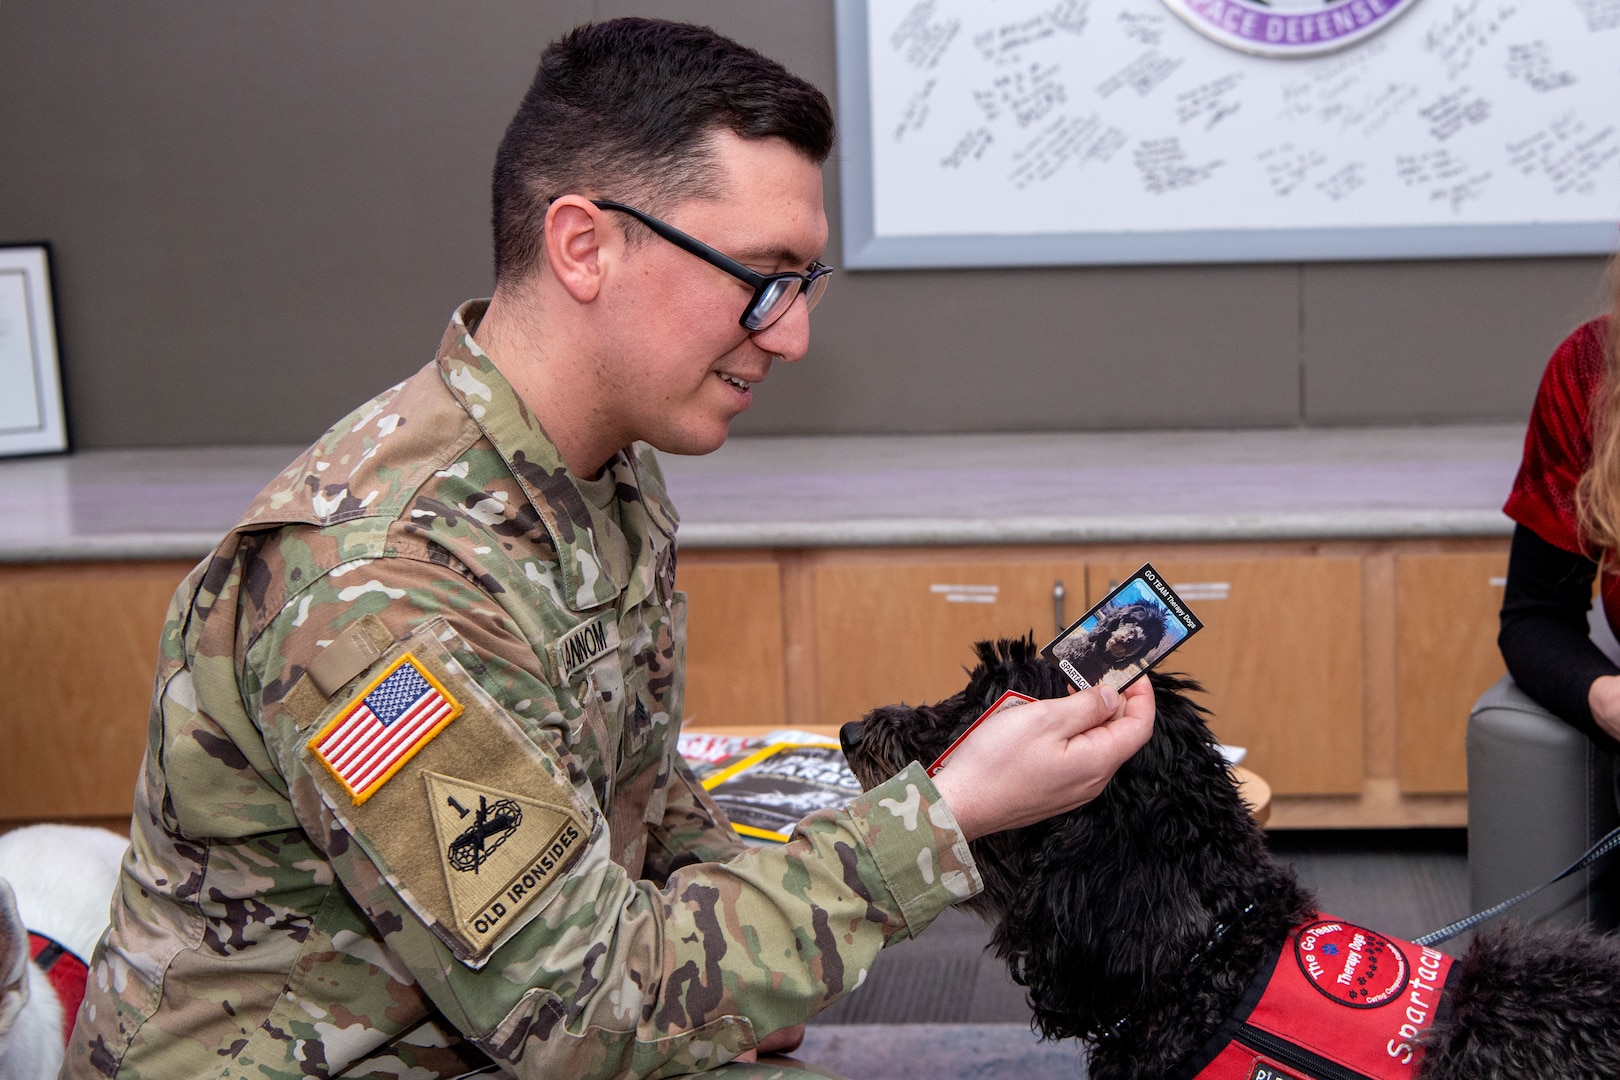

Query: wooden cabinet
<box><xmin>1089</xmin><ymin>557</ymin><xmax>1365</xmax><ymax>795</ymax></box>
<box><xmin>678</xmin><ymin>555</ymin><xmax>788</xmax><ymax>730</ymax></box>
<box><xmin>810</xmin><ymin>555</ymin><xmax>1086</xmax><ymax>726</ymax></box>
<box><xmin>0</xmin><ymin>540</ymin><xmax>1510</xmax><ymax>829</ymax></box>
<box><xmin>0</xmin><ymin>555</ymin><xmax>792</xmax><ymax>829</ymax></box>
<box><xmin>672</xmin><ymin>540</ymin><xmax>1507</xmax><ymax>827</ymax></box>
<box><xmin>0</xmin><ymin>561</ymin><xmax>190</xmax><ymax>827</ymax></box>
<box><xmin>1394</xmin><ymin>551</ymin><xmax>1509</xmax><ymax>793</ymax></box>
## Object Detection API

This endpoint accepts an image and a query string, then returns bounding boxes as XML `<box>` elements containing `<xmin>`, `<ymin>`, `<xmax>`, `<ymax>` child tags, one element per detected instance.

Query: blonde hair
<box><xmin>1575</xmin><ymin>254</ymin><xmax>1620</xmax><ymax>560</ymax></box>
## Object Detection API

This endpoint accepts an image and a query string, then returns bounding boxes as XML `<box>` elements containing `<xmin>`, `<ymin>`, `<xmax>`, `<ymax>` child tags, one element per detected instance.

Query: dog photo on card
<box><xmin>1041</xmin><ymin>563</ymin><xmax>1202</xmax><ymax>692</ymax></box>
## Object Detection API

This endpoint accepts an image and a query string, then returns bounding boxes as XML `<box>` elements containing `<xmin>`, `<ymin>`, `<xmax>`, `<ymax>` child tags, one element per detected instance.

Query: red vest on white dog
<box><xmin>1183</xmin><ymin>917</ymin><xmax>1458</xmax><ymax>1080</ymax></box>
<box><xmin>26</xmin><ymin>933</ymin><xmax>87</xmax><ymax>1047</ymax></box>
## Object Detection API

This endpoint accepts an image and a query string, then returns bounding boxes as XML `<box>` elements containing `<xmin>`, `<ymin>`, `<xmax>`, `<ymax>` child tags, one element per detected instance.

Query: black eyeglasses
<box><xmin>591</xmin><ymin>199</ymin><xmax>832</xmax><ymax>332</ymax></box>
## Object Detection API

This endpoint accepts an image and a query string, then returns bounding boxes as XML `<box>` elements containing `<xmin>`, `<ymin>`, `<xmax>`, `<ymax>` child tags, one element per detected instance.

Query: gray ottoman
<box><xmin>1466</xmin><ymin>674</ymin><xmax>1618</xmax><ymax>931</ymax></box>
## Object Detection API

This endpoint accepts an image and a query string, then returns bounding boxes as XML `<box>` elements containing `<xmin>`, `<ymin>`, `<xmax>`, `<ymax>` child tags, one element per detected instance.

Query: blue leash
<box><xmin>1414</xmin><ymin>823</ymin><xmax>1620</xmax><ymax>946</ymax></box>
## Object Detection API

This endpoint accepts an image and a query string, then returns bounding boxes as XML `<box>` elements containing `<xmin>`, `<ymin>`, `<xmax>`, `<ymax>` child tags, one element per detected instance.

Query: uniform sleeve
<box><xmin>641</xmin><ymin>754</ymin><xmax>749</xmax><ymax>885</ymax></box>
<box><xmin>1503</xmin><ymin>320</ymin><xmax>1609</xmax><ymax>555</ymax></box>
<box><xmin>245</xmin><ymin>552</ymin><xmax>981</xmax><ymax>1079</ymax></box>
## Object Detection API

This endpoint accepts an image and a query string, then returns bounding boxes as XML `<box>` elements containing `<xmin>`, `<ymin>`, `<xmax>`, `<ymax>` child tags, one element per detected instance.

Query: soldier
<box><xmin>66</xmin><ymin>17</ymin><xmax>1154</xmax><ymax>1079</ymax></box>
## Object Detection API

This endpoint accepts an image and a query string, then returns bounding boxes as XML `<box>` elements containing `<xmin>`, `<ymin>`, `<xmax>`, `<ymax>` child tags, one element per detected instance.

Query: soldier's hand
<box><xmin>736</xmin><ymin>1023</ymin><xmax>806</xmax><ymax>1062</ymax></box>
<box><xmin>930</xmin><ymin>679</ymin><xmax>1153</xmax><ymax>841</ymax></box>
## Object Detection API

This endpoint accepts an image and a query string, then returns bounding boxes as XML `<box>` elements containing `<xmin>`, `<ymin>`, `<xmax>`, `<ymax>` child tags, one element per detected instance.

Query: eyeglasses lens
<box><xmin>746</xmin><ymin>277</ymin><xmax>801</xmax><ymax>331</ymax></box>
<box><xmin>745</xmin><ymin>271</ymin><xmax>832</xmax><ymax>331</ymax></box>
<box><xmin>803</xmin><ymin>271</ymin><xmax>830</xmax><ymax>314</ymax></box>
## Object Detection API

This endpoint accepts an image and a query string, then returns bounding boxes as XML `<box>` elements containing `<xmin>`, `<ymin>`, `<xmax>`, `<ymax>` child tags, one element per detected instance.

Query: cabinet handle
<box><xmin>1053</xmin><ymin>579</ymin><xmax>1066</xmax><ymax>635</ymax></box>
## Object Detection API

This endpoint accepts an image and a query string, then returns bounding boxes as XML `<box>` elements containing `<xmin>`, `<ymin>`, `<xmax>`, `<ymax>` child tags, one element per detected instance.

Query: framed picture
<box><xmin>0</xmin><ymin>245</ymin><xmax>67</xmax><ymax>456</ymax></box>
<box><xmin>836</xmin><ymin>0</ymin><xmax>1620</xmax><ymax>268</ymax></box>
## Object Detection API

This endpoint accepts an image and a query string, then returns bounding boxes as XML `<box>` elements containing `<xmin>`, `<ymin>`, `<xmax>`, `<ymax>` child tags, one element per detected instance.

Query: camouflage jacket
<box><xmin>66</xmin><ymin>302</ymin><xmax>981</xmax><ymax>1079</ymax></box>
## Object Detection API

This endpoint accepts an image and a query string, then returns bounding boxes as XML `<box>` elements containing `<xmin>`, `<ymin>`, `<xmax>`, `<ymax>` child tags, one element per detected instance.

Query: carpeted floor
<box><xmin>793</xmin><ymin>1023</ymin><xmax>1080</xmax><ymax>1080</ymax></box>
<box><xmin>1267</xmin><ymin>827</ymin><xmax>1472</xmax><ymax>952</ymax></box>
<box><xmin>795</xmin><ymin>828</ymin><xmax>1472</xmax><ymax>1080</ymax></box>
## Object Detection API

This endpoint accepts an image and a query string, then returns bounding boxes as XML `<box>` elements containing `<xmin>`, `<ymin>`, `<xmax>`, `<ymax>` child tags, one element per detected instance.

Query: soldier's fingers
<box><xmin>1034</xmin><ymin>684</ymin><xmax>1120</xmax><ymax>736</ymax></box>
<box><xmin>1065</xmin><ymin>697</ymin><xmax>1152</xmax><ymax>768</ymax></box>
<box><xmin>757</xmin><ymin>1023</ymin><xmax>806</xmax><ymax>1056</ymax></box>
<box><xmin>1119</xmin><ymin>673</ymin><xmax>1154</xmax><ymax>722</ymax></box>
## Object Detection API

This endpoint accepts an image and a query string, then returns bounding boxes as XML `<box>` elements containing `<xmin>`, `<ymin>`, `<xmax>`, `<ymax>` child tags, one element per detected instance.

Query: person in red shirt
<box><xmin>1500</xmin><ymin>254</ymin><xmax>1620</xmax><ymax>754</ymax></box>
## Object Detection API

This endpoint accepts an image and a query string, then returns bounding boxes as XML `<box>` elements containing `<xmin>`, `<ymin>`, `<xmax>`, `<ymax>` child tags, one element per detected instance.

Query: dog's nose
<box><xmin>839</xmin><ymin>721</ymin><xmax>864</xmax><ymax>757</ymax></box>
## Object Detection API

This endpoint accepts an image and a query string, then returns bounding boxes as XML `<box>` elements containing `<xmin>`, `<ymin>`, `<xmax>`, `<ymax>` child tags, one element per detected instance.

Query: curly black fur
<box><xmin>841</xmin><ymin>636</ymin><xmax>1620</xmax><ymax>1080</ymax></box>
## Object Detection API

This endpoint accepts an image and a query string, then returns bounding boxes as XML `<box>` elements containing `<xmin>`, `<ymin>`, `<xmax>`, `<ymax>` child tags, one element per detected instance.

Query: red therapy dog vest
<box><xmin>1182</xmin><ymin>917</ymin><xmax>1458</xmax><ymax>1080</ymax></box>
<box><xmin>28</xmin><ymin>931</ymin><xmax>89</xmax><ymax>1045</ymax></box>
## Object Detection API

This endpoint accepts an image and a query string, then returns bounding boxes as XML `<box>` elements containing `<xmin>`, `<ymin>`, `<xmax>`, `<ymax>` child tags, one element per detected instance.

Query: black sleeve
<box><xmin>1498</xmin><ymin>523</ymin><xmax>1620</xmax><ymax>754</ymax></box>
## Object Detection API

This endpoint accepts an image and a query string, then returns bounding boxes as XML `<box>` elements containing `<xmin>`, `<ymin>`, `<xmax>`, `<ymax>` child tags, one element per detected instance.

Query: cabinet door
<box><xmin>1395</xmin><ymin>550</ymin><xmax>1508</xmax><ymax>793</ymax></box>
<box><xmin>0</xmin><ymin>561</ymin><xmax>189</xmax><ymax>822</ymax></box>
<box><xmin>1090</xmin><ymin>557</ymin><xmax>1364</xmax><ymax>795</ymax></box>
<box><xmin>678</xmin><ymin>557</ymin><xmax>787</xmax><ymax>729</ymax></box>
<box><xmin>813</xmin><ymin>558</ymin><xmax>1085</xmax><ymax>726</ymax></box>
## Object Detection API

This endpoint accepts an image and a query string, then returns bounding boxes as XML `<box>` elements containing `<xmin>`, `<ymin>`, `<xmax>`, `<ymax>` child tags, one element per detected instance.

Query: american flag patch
<box><xmin>310</xmin><ymin>653</ymin><xmax>461</xmax><ymax>804</ymax></box>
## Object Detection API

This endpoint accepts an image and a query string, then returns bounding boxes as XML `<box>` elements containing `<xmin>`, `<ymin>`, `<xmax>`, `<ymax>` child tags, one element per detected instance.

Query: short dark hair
<box><xmin>492</xmin><ymin>18</ymin><xmax>835</xmax><ymax>285</ymax></box>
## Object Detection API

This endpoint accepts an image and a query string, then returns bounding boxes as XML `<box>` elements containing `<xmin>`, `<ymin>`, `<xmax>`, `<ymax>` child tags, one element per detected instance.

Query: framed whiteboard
<box><xmin>836</xmin><ymin>0</ymin><xmax>1620</xmax><ymax>267</ymax></box>
<box><xmin>0</xmin><ymin>246</ymin><xmax>67</xmax><ymax>456</ymax></box>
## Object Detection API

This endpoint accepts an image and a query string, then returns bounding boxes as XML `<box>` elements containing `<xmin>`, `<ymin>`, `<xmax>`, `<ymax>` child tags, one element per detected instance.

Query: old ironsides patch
<box><xmin>426</xmin><ymin>772</ymin><xmax>586</xmax><ymax>954</ymax></box>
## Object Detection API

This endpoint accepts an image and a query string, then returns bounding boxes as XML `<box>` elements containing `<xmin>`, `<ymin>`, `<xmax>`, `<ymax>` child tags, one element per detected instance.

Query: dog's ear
<box><xmin>1000</xmin><ymin>801</ymin><xmax>1215</xmax><ymax>1041</ymax></box>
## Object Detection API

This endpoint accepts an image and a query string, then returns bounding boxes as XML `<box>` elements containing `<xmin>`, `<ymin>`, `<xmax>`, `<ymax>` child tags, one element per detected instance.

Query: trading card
<box><xmin>927</xmin><ymin>690</ymin><xmax>1037</xmax><ymax>776</ymax></box>
<box><xmin>1040</xmin><ymin>563</ymin><xmax>1203</xmax><ymax>692</ymax></box>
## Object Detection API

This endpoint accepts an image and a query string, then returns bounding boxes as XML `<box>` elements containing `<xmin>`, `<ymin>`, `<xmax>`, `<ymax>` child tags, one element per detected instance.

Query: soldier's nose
<box><xmin>839</xmin><ymin>721</ymin><xmax>864</xmax><ymax>758</ymax></box>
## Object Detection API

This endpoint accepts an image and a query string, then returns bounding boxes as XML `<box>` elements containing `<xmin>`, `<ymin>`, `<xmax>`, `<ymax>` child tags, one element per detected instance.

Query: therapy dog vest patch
<box><xmin>1181</xmin><ymin>916</ymin><xmax>1458</xmax><ymax>1080</ymax></box>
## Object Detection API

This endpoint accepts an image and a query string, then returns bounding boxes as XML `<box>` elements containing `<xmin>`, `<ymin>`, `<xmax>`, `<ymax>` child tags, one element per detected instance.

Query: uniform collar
<box><xmin>434</xmin><ymin>300</ymin><xmax>678</xmax><ymax>612</ymax></box>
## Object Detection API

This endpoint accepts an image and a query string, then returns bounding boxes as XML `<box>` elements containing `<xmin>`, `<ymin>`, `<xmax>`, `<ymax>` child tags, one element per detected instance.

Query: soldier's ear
<box><xmin>543</xmin><ymin>196</ymin><xmax>606</xmax><ymax>304</ymax></box>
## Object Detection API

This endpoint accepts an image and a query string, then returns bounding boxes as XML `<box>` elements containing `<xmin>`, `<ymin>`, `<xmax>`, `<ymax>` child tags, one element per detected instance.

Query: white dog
<box><xmin>0</xmin><ymin>825</ymin><xmax>127</xmax><ymax>1079</ymax></box>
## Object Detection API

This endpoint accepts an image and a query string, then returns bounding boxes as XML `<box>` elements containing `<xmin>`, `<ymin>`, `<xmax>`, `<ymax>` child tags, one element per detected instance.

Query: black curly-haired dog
<box><xmin>840</xmin><ymin>637</ymin><xmax>1620</xmax><ymax>1080</ymax></box>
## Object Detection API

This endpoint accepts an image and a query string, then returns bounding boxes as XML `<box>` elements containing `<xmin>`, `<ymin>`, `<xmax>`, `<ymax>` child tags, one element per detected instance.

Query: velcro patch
<box><xmin>309</xmin><ymin>653</ymin><xmax>461</xmax><ymax>804</ymax></box>
<box><xmin>306</xmin><ymin>614</ymin><xmax>391</xmax><ymax>696</ymax></box>
<box><xmin>426</xmin><ymin>773</ymin><xmax>586</xmax><ymax>954</ymax></box>
<box><xmin>554</xmin><ymin>612</ymin><xmax>617</xmax><ymax>681</ymax></box>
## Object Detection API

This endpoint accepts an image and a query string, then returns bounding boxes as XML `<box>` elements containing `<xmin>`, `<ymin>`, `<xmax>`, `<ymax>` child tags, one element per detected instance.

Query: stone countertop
<box><xmin>0</xmin><ymin>425</ymin><xmax>1521</xmax><ymax>563</ymax></box>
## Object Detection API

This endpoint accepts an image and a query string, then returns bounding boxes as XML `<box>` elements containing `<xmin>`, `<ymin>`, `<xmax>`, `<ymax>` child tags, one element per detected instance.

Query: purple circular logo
<box><xmin>1160</xmin><ymin>0</ymin><xmax>1422</xmax><ymax>58</ymax></box>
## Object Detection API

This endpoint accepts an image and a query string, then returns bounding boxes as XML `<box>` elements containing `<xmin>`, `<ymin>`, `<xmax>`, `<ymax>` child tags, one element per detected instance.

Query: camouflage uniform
<box><xmin>66</xmin><ymin>301</ymin><xmax>981</xmax><ymax>1079</ymax></box>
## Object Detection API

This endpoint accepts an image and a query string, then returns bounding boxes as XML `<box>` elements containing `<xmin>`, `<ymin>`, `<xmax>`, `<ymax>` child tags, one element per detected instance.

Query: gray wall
<box><xmin>0</xmin><ymin>1</ymin><xmax>1611</xmax><ymax>450</ymax></box>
